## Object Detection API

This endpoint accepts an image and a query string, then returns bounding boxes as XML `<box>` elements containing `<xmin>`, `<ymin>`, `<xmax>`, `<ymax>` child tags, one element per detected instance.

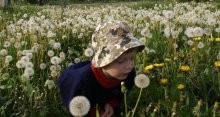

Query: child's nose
<box><xmin>125</xmin><ymin>60</ymin><xmax>134</xmax><ymax>70</ymax></box>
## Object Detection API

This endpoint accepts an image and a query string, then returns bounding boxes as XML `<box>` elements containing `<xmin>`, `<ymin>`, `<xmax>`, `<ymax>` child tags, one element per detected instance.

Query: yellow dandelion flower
<box><xmin>192</xmin><ymin>48</ymin><xmax>196</xmax><ymax>51</ymax></box>
<box><xmin>214</xmin><ymin>61</ymin><xmax>220</xmax><ymax>67</ymax></box>
<box><xmin>164</xmin><ymin>58</ymin><xmax>171</xmax><ymax>62</ymax></box>
<box><xmin>154</xmin><ymin>63</ymin><xmax>164</xmax><ymax>68</ymax></box>
<box><xmin>193</xmin><ymin>37</ymin><xmax>201</xmax><ymax>41</ymax></box>
<box><xmin>214</xmin><ymin>101</ymin><xmax>219</xmax><ymax>110</ymax></box>
<box><xmin>215</xmin><ymin>38</ymin><xmax>220</xmax><ymax>42</ymax></box>
<box><xmin>143</xmin><ymin>65</ymin><xmax>154</xmax><ymax>73</ymax></box>
<box><xmin>160</xmin><ymin>78</ymin><xmax>168</xmax><ymax>86</ymax></box>
<box><xmin>208</xmin><ymin>38</ymin><xmax>214</xmax><ymax>41</ymax></box>
<box><xmin>144</xmin><ymin>65</ymin><xmax>154</xmax><ymax>71</ymax></box>
<box><xmin>180</xmin><ymin>66</ymin><xmax>190</xmax><ymax>72</ymax></box>
<box><xmin>177</xmin><ymin>84</ymin><xmax>185</xmax><ymax>91</ymax></box>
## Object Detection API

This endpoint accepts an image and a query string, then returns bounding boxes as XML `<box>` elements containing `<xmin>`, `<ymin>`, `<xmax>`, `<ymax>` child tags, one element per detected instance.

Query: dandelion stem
<box><xmin>124</xmin><ymin>92</ymin><xmax>128</xmax><ymax>115</ymax></box>
<box><xmin>131</xmin><ymin>88</ymin><xmax>143</xmax><ymax>117</ymax></box>
<box><xmin>218</xmin><ymin>71</ymin><xmax>220</xmax><ymax>92</ymax></box>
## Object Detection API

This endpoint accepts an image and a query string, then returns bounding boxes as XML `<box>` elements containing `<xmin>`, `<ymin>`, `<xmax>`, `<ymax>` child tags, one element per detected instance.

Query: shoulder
<box><xmin>58</xmin><ymin>61</ymin><xmax>92</xmax><ymax>85</ymax></box>
<box><xmin>57</xmin><ymin>61</ymin><xmax>96</xmax><ymax>107</ymax></box>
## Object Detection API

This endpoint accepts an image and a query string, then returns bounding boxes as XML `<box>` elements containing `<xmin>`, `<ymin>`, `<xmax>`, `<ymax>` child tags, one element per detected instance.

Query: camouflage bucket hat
<box><xmin>91</xmin><ymin>20</ymin><xmax>145</xmax><ymax>68</ymax></box>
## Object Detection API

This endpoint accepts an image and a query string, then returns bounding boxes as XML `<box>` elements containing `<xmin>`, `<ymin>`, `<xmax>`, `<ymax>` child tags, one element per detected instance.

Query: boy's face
<box><xmin>102</xmin><ymin>49</ymin><xmax>137</xmax><ymax>80</ymax></box>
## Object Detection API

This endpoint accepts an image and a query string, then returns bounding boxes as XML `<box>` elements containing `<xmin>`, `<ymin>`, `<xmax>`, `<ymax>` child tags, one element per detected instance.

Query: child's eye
<box><xmin>116</xmin><ymin>60</ymin><xmax>124</xmax><ymax>64</ymax></box>
<box><xmin>116</xmin><ymin>58</ymin><xmax>125</xmax><ymax>64</ymax></box>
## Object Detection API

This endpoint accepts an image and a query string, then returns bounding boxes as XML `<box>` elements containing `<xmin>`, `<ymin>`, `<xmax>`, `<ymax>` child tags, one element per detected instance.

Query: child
<box><xmin>58</xmin><ymin>20</ymin><xmax>145</xmax><ymax>117</ymax></box>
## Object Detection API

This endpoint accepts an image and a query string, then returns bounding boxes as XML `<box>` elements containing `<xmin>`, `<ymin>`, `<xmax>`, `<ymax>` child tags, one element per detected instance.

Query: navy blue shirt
<box><xmin>58</xmin><ymin>61</ymin><xmax>135</xmax><ymax>116</ymax></box>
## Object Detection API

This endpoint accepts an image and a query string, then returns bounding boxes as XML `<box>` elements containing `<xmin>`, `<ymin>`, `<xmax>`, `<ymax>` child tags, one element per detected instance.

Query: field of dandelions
<box><xmin>0</xmin><ymin>1</ymin><xmax>220</xmax><ymax>117</ymax></box>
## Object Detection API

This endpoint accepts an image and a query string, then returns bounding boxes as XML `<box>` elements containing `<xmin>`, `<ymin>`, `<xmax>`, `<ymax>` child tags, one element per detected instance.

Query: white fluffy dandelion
<box><xmin>68</xmin><ymin>49</ymin><xmax>73</xmax><ymax>55</ymax></box>
<box><xmin>50</xmin><ymin>65</ymin><xmax>57</xmax><ymax>71</ymax></box>
<box><xmin>3</xmin><ymin>41</ymin><xmax>11</xmax><ymax>48</ymax></box>
<box><xmin>2</xmin><ymin>73</ymin><xmax>9</xmax><ymax>80</ymax></box>
<box><xmin>0</xmin><ymin>49</ymin><xmax>8</xmax><ymax>56</ymax></box>
<box><xmin>45</xmin><ymin>79</ymin><xmax>55</xmax><ymax>90</ymax></box>
<box><xmin>198</xmin><ymin>42</ymin><xmax>205</xmax><ymax>49</ymax></box>
<box><xmin>26</xmin><ymin>53</ymin><xmax>33</xmax><ymax>59</ymax></box>
<box><xmin>5</xmin><ymin>55</ymin><xmax>13</xmax><ymax>62</ymax></box>
<box><xmin>14</xmin><ymin>42</ymin><xmax>21</xmax><ymax>49</ymax></box>
<box><xmin>24</xmin><ymin>67</ymin><xmax>34</xmax><ymax>76</ymax></box>
<box><xmin>84</xmin><ymin>48</ymin><xmax>94</xmax><ymax>57</ymax></box>
<box><xmin>74</xmin><ymin>58</ymin><xmax>81</xmax><ymax>63</ymax></box>
<box><xmin>50</xmin><ymin>71</ymin><xmax>58</xmax><ymax>77</ymax></box>
<box><xmin>47</xmin><ymin>50</ymin><xmax>54</xmax><ymax>57</ymax></box>
<box><xmin>40</xmin><ymin>63</ymin><xmax>47</xmax><ymax>70</ymax></box>
<box><xmin>21</xmin><ymin>73</ymin><xmax>30</xmax><ymax>82</ymax></box>
<box><xmin>194</xmin><ymin>27</ymin><xmax>203</xmax><ymax>37</ymax></box>
<box><xmin>185</xmin><ymin>27</ymin><xmax>195</xmax><ymax>38</ymax></box>
<box><xmin>69</xmin><ymin>96</ymin><xmax>91</xmax><ymax>117</ymax></box>
<box><xmin>134</xmin><ymin>74</ymin><xmax>150</xmax><ymax>89</ymax></box>
<box><xmin>53</xmin><ymin>42</ymin><xmax>61</xmax><ymax>50</ymax></box>
<box><xmin>187</xmin><ymin>40</ymin><xmax>194</xmax><ymax>46</ymax></box>
<box><xmin>163</xmin><ymin>10</ymin><xmax>175</xmax><ymax>19</ymax></box>
<box><xmin>21</xmin><ymin>56</ymin><xmax>30</xmax><ymax>63</ymax></box>
<box><xmin>16</xmin><ymin>60</ymin><xmax>25</xmax><ymax>69</ymax></box>
<box><xmin>215</xmin><ymin>27</ymin><xmax>220</xmax><ymax>33</ymax></box>
<box><xmin>25</xmin><ymin>62</ymin><xmax>34</xmax><ymax>68</ymax></box>
<box><xmin>50</xmin><ymin>56</ymin><xmax>61</xmax><ymax>65</ymax></box>
<box><xmin>56</xmin><ymin>65</ymin><xmax>61</xmax><ymax>71</ymax></box>
<box><xmin>68</xmin><ymin>63</ymin><xmax>73</xmax><ymax>67</ymax></box>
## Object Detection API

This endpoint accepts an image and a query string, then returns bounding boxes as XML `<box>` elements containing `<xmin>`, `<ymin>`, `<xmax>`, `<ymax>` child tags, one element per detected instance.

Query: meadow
<box><xmin>0</xmin><ymin>1</ymin><xmax>220</xmax><ymax>117</ymax></box>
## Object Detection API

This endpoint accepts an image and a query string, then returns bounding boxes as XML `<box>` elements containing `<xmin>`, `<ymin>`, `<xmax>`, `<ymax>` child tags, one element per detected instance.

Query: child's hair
<box><xmin>91</xmin><ymin>20</ymin><xmax>145</xmax><ymax>68</ymax></box>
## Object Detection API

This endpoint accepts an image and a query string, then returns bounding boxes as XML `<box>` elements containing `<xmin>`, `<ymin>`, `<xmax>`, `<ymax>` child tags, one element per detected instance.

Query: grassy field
<box><xmin>1</xmin><ymin>1</ymin><xmax>220</xmax><ymax>117</ymax></box>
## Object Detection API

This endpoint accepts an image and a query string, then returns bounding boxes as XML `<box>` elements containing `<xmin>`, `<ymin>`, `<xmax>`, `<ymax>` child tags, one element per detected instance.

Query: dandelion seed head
<box><xmin>50</xmin><ymin>56</ymin><xmax>61</xmax><ymax>65</ymax></box>
<box><xmin>4</xmin><ymin>61</ymin><xmax>9</xmax><ymax>67</ymax></box>
<box><xmin>198</xmin><ymin>42</ymin><xmax>204</xmax><ymax>49</ymax></box>
<box><xmin>25</xmin><ymin>62</ymin><xmax>34</xmax><ymax>68</ymax></box>
<box><xmin>53</xmin><ymin>42</ymin><xmax>61</xmax><ymax>50</ymax></box>
<box><xmin>74</xmin><ymin>58</ymin><xmax>81</xmax><ymax>63</ymax></box>
<box><xmin>187</xmin><ymin>40</ymin><xmax>194</xmax><ymax>46</ymax></box>
<box><xmin>84</xmin><ymin>48</ymin><xmax>94</xmax><ymax>57</ymax></box>
<box><xmin>215</xmin><ymin>27</ymin><xmax>220</xmax><ymax>33</ymax></box>
<box><xmin>40</xmin><ymin>63</ymin><xmax>47</xmax><ymax>70</ymax></box>
<box><xmin>51</xmin><ymin>71</ymin><xmax>58</xmax><ymax>77</ymax></box>
<box><xmin>59</xmin><ymin>52</ymin><xmax>65</xmax><ymax>58</ymax></box>
<box><xmin>0</xmin><ymin>49</ymin><xmax>8</xmax><ymax>56</ymax></box>
<box><xmin>21</xmin><ymin>73</ymin><xmax>30</xmax><ymax>82</ymax></box>
<box><xmin>3</xmin><ymin>41</ymin><xmax>11</xmax><ymax>48</ymax></box>
<box><xmin>69</xmin><ymin>96</ymin><xmax>90</xmax><ymax>117</ymax></box>
<box><xmin>14</xmin><ymin>42</ymin><xmax>21</xmax><ymax>49</ymax></box>
<box><xmin>68</xmin><ymin>49</ymin><xmax>73</xmax><ymax>55</ymax></box>
<box><xmin>21</xmin><ymin>56</ymin><xmax>30</xmax><ymax>63</ymax></box>
<box><xmin>56</xmin><ymin>65</ymin><xmax>61</xmax><ymax>71</ymax></box>
<box><xmin>203</xmin><ymin>28</ymin><xmax>212</xmax><ymax>36</ymax></box>
<box><xmin>16</xmin><ymin>60</ymin><xmax>25</xmax><ymax>68</ymax></box>
<box><xmin>45</xmin><ymin>79</ymin><xmax>55</xmax><ymax>89</ymax></box>
<box><xmin>62</xmin><ymin>35</ymin><xmax>67</xmax><ymax>39</ymax></box>
<box><xmin>48</xmin><ymin>40</ymin><xmax>55</xmax><ymax>46</ymax></box>
<box><xmin>50</xmin><ymin>65</ymin><xmax>57</xmax><ymax>71</ymax></box>
<box><xmin>0</xmin><ymin>85</ymin><xmax>6</xmax><ymax>89</ymax></box>
<box><xmin>134</xmin><ymin>74</ymin><xmax>150</xmax><ymax>89</ymax></box>
<box><xmin>2</xmin><ymin>73</ymin><xmax>9</xmax><ymax>80</ymax></box>
<box><xmin>9</xmin><ymin>38</ymin><xmax>15</xmax><ymax>43</ymax></box>
<box><xmin>163</xmin><ymin>10</ymin><xmax>175</xmax><ymax>19</ymax></box>
<box><xmin>68</xmin><ymin>63</ymin><xmax>73</xmax><ymax>67</ymax></box>
<box><xmin>24</xmin><ymin>67</ymin><xmax>34</xmax><ymax>76</ymax></box>
<box><xmin>47</xmin><ymin>50</ymin><xmax>54</xmax><ymax>57</ymax></box>
<box><xmin>26</xmin><ymin>53</ymin><xmax>33</xmax><ymax>59</ymax></box>
<box><xmin>5</xmin><ymin>55</ymin><xmax>13</xmax><ymax>62</ymax></box>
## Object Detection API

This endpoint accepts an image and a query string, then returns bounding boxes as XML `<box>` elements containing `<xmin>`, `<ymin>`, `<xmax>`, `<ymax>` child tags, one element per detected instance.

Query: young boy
<box><xmin>58</xmin><ymin>20</ymin><xmax>145</xmax><ymax>117</ymax></box>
